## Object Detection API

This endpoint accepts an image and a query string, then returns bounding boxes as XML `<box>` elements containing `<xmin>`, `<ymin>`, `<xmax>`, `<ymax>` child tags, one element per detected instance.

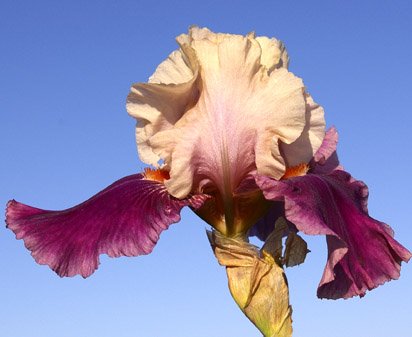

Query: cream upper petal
<box><xmin>127</xmin><ymin>26</ymin><xmax>326</xmax><ymax>199</ymax></box>
<box><xmin>255</xmin><ymin>36</ymin><xmax>289</xmax><ymax>72</ymax></box>
<box><xmin>126</xmin><ymin>47</ymin><xmax>199</xmax><ymax>166</ymax></box>
<box><xmin>148</xmin><ymin>50</ymin><xmax>194</xmax><ymax>85</ymax></box>
<box><xmin>280</xmin><ymin>93</ymin><xmax>325</xmax><ymax>167</ymax></box>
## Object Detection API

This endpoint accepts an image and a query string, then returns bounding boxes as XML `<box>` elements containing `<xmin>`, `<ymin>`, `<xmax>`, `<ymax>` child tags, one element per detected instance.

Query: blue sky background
<box><xmin>1</xmin><ymin>1</ymin><xmax>411</xmax><ymax>336</ymax></box>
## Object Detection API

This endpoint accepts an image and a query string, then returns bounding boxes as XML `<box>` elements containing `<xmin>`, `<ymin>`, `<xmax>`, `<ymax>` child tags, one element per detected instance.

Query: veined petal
<box><xmin>127</xmin><ymin>26</ymin><xmax>325</xmax><ymax>204</ymax></box>
<box><xmin>6</xmin><ymin>174</ymin><xmax>207</xmax><ymax>278</ymax></box>
<box><xmin>158</xmin><ymin>30</ymin><xmax>310</xmax><ymax>199</ymax></box>
<box><xmin>257</xmin><ymin>171</ymin><xmax>412</xmax><ymax>299</ymax></box>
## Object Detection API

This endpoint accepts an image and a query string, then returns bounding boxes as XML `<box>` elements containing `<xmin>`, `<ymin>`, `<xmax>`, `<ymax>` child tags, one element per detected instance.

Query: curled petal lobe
<box><xmin>310</xmin><ymin>126</ymin><xmax>341</xmax><ymax>174</ymax></box>
<box><xmin>280</xmin><ymin>93</ymin><xmax>325</xmax><ymax>168</ymax></box>
<box><xmin>257</xmin><ymin>171</ymin><xmax>411</xmax><ymax>299</ymax></box>
<box><xmin>126</xmin><ymin>41</ymin><xmax>200</xmax><ymax>168</ymax></box>
<box><xmin>313</xmin><ymin>126</ymin><xmax>338</xmax><ymax>165</ymax></box>
<box><xmin>6</xmin><ymin>174</ymin><xmax>207</xmax><ymax>278</ymax></box>
<box><xmin>255</xmin><ymin>36</ymin><xmax>289</xmax><ymax>72</ymax></box>
<box><xmin>148</xmin><ymin>50</ymin><xmax>195</xmax><ymax>85</ymax></box>
<box><xmin>126</xmin><ymin>74</ymin><xmax>200</xmax><ymax>167</ymax></box>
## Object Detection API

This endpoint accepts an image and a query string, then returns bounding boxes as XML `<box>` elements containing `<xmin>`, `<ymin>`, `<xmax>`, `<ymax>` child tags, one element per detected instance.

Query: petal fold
<box><xmin>257</xmin><ymin>171</ymin><xmax>411</xmax><ymax>299</ymax></box>
<box><xmin>280</xmin><ymin>93</ymin><xmax>325</xmax><ymax>168</ymax></box>
<box><xmin>255</xmin><ymin>36</ymin><xmax>289</xmax><ymax>72</ymax></box>
<box><xmin>6</xmin><ymin>174</ymin><xmax>207</xmax><ymax>278</ymax></box>
<box><xmin>310</xmin><ymin>126</ymin><xmax>342</xmax><ymax>174</ymax></box>
<box><xmin>127</xmin><ymin>27</ymin><xmax>326</xmax><ymax>202</ymax></box>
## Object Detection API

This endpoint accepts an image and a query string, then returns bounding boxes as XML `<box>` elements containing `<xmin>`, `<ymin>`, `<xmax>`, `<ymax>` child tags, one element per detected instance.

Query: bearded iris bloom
<box><xmin>6</xmin><ymin>27</ymin><xmax>411</xmax><ymax>336</ymax></box>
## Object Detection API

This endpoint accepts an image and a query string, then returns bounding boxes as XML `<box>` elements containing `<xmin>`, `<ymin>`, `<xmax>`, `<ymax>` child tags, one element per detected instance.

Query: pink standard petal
<box><xmin>313</xmin><ymin>126</ymin><xmax>338</xmax><ymax>165</ymax></box>
<box><xmin>257</xmin><ymin>171</ymin><xmax>411</xmax><ymax>299</ymax></box>
<box><xmin>310</xmin><ymin>126</ymin><xmax>342</xmax><ymax>174</ymax></box>
<box><xmin>6</xmin><ymin>174</ymin><xmax>207</xmax><ymax>278</ymax></box>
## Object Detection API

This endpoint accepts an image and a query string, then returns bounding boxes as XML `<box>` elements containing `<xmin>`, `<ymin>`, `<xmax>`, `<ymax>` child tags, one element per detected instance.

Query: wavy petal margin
<box><xmin>127</xmin><ymin>27</ymin><xmax>325</xmax><ymax>200</ymax></box>
<box><xmin>6</xmin><ymin>174</ymin><xmax>207</xmax><ymax>278</ymax></box>
<box><xmin>257</xmin><ymin>171</ymin><xmax>411</xmax><ymax>299</ymax></box>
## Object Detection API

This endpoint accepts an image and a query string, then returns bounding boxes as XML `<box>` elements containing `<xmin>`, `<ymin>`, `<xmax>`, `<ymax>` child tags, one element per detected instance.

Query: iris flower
<box><xmin>6</xmin><ymin>27</ymin><xmax>411</xmax><ymax>336</ymax></box>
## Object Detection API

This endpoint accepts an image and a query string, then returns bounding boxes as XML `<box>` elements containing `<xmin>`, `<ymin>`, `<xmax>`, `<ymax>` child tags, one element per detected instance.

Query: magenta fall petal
<box><xmin>6</xmin><ymin>174</ymin><xmax>207</xmax><ymax>278</ymax></box>
<box><xmin>257</xmin><ymin>170</ymin><xmax>412</xmax><ymax>299</ymax></box>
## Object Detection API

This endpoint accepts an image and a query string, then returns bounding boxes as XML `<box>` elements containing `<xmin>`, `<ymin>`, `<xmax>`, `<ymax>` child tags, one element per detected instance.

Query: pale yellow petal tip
<box><xmin>256</xmin><ymin>36</ymin><xmax>289</xmax><ymax>71</ymax></box>
<box><xmin>178</xmin><ymin>26</ymin><xmax>289</xmax><ymax>71</ymax></box>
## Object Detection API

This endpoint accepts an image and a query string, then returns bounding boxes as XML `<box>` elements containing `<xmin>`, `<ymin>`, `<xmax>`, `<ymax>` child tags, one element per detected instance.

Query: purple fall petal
<box><xmin>6</xmin><ymin>174</ymin><xmax>207</xmax><ymax>278</ymax></box>
<box><xmin>257</xmin><ymin>170</ymin><xmax>411</xmax><ymax>299</ymax></box>
<box><xmin>250</xmin><ymin>127</ymin><xmax>340</xmax><ymax>241</ymax></box>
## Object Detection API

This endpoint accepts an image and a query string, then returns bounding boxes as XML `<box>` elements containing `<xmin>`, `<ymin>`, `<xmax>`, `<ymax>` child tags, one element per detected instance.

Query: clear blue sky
<box><xmin>1</xmin><ymin>1</ymin><xmax>411</xmax><ymax>336</ymax></box>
